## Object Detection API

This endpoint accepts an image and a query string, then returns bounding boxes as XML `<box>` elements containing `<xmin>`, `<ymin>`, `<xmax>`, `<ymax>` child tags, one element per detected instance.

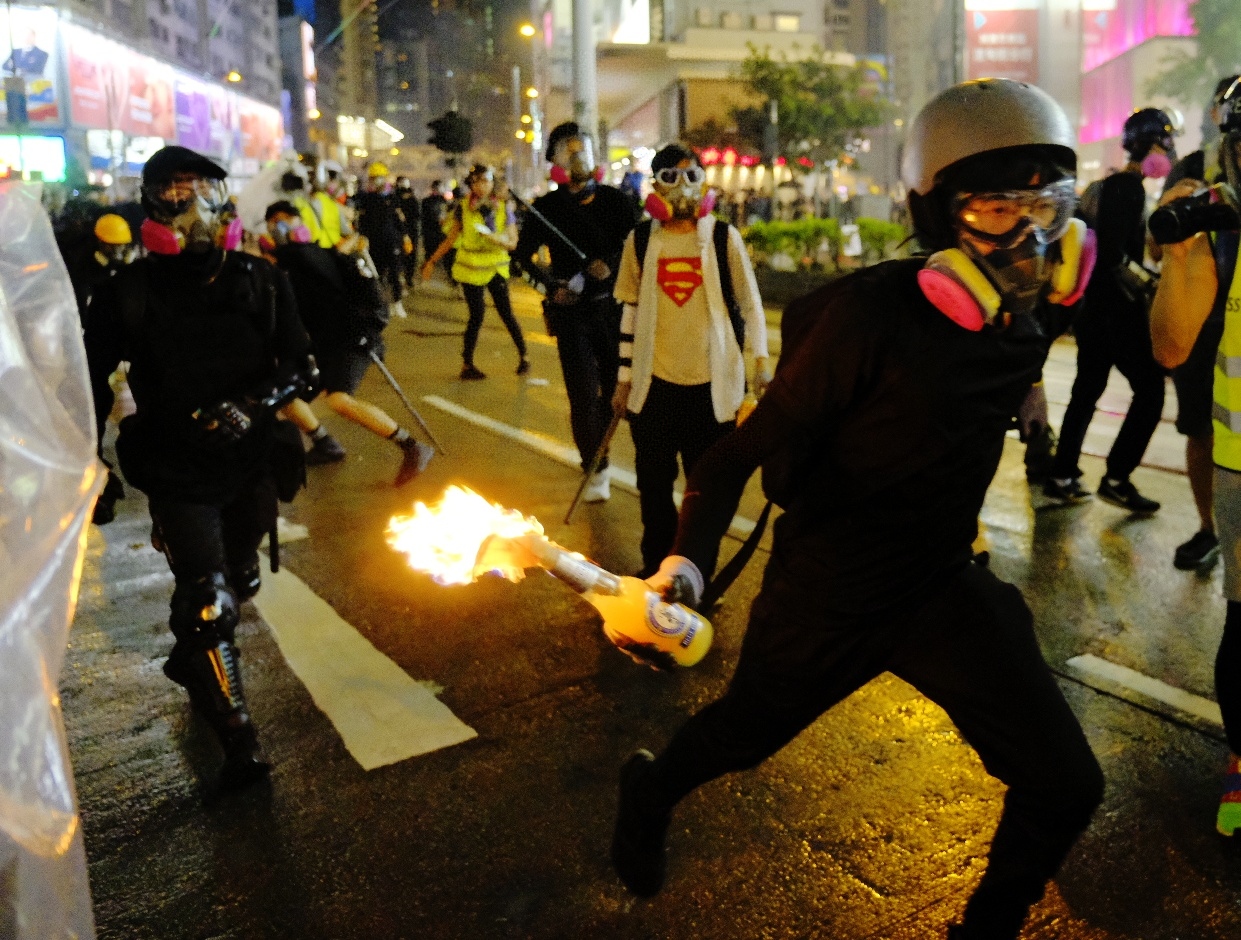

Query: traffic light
<box><xmin>427</xmin><ymin>110</ymin><xmax>473</xmax><ymax>154</ymax></box>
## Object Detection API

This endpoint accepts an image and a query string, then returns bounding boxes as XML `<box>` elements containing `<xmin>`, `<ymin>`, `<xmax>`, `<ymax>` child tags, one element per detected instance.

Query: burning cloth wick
<box><xmin>386</xmin><ymin>485</ymin><xmax>713</xmax><ymax>669</ymax></box>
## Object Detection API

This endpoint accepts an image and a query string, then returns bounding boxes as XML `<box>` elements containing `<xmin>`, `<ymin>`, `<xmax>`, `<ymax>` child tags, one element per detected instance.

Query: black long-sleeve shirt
<box><xmin>672</xmin><ymin>259</ymin><xmax>1052</xmax><ymax>616</ymax></box>
<box><xmin>512</xmin><ymin>184</ymin><xmax>639</xmax><ymax>301</ymax></box>
<box><xmin>85</xmin><ymin>249</ymin><xmax>309</xmax><ymax>503</ymax></box>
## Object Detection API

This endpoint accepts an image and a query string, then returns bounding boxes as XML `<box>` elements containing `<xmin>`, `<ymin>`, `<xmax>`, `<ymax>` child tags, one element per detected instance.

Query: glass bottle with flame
<box><xmin>478</xmin><ymin>533</ymin><xmax>713</xmax><ymax>669</ymax></box>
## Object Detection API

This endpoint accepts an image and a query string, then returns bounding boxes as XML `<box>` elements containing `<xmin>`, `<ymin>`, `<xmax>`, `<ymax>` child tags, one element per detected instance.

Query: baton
<box><xmin>368</xmin><ymin>349</ymin><xmax>447</xmax><ymax>455</ymax></box>
<box><xmin>564</xmin><ymin>409</ymin><xmax>624</xmax><ymax>525</ymax></box>
<box><xmin>510</xmin><ymin>193</ymin><xmax>588</xmax><ymax>263</ymax></box>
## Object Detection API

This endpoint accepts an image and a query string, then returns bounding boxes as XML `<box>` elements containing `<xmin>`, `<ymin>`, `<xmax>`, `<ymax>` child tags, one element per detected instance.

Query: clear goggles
<box><xmin>952</xmin><ymin>178</ymin><xmax>1077</xmax><ymax>248</ymax></box>
<box><xmin>654</xmin><ymin>166</ymin><xmax>706</xmax><ymax>187</ymax></box>
<box><xmin>150</xmin><ymin>177</ymin><xmax>230</xmax><ymax>215</ymax></box>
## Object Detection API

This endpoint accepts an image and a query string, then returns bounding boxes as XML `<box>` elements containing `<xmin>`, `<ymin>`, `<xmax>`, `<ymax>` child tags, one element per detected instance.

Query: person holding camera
<box><xmin>1149</xmin><ymin>78</ymin><xmax>1241</xmax><ymax>836</ymax></box>
<box><xmin>1159</xmin><ymin>76</ymin><xmax>1241</xmax><ymax>569</ymax></box>
<box><xmin>1044</xmin><ymin>108</ymin><xmax>1173</xmax><ymax>512</ymax></box>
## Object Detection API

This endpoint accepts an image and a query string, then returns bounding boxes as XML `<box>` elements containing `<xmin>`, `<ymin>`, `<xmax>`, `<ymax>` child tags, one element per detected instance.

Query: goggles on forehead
<box><xmin>654</xmin><ymin>166</ymin><xmax>706</xmax><ymax>187</ymax></box>
<box><xmin>952</xmin><ymin>178</ymin><xmax>1077</xmax><ymax>249</ymax></box>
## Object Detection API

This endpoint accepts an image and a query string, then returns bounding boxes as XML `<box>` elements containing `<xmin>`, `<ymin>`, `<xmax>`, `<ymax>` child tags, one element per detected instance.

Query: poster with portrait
<box><xmin>0</xmin><ymin>6</ymin><xmax>61</xmax><ymax>125</ymax></box>
<box><xmin>67</xmin><ymin>24</ymin><xmax>174</xmax><ymax>139</ymax></box>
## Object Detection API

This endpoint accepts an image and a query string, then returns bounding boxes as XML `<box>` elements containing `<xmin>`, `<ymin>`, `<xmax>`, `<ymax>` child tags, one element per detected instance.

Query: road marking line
<box><xmin>253</xmin><ymin>565</ymin><xmax>477</xmax><ymax>770</ymax></box>
<box><xmin>421</xmin><ymin>395</ymin><xmax>757</xmax><ymax>538</ymax></box>
<box><xmin>1065</xmin><ymin>653</ymin><xmax>1223</xmax><ymax>728</ymax></box>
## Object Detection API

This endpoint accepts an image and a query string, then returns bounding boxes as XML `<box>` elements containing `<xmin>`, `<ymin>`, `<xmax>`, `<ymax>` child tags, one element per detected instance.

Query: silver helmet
<box><xmin>901</xmin><ymin>79</ymin><xmax>1076</xmax><ymax>196</ymax></box>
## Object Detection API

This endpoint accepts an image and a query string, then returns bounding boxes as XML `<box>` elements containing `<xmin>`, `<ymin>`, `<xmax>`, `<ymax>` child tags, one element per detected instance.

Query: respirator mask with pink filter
<box><xmin>140</xmin><ymin>176</ymin><xmax>241</xmax><ymax>255</ymax></box>
<box><xmin>644</xmin><ymin>164</ymin><xmax>715</xmax><ymax>222</ymax></box>
<box><xmin>549</xmin><ymin>134</ymin><xmax>604</xmax><ymax>187</ymax></box>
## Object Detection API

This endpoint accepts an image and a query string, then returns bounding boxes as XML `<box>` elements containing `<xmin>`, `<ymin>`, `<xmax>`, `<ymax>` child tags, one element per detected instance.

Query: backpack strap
<box><xmin>697</xmin><ymin>499</ymin><xmax>773</xmax><ymax>611</ymax></box>
<box><xmin>713</xmin><ymin>219</ymin><xmax>744</xmax><ymax>351</ymax></box>
<box><xmin>633</xmin><ymin>218</ymin><xmax>653</xmax><ymax>273</ymax></box>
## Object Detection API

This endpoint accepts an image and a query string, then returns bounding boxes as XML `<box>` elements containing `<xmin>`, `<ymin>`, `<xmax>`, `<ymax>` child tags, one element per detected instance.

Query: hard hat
<box><xmin>94</xmin><ymin>213</ymin><xmax>132</xmax><ymax>246</ymax></box>
<box><xmin>368</xmin><ymin>161</ymin><xmax>390</xmax><ymax>178</ymax></box>
<box><xmin>1122</xmin><ymin>107</ymin><xmax>1176</xmax><ymax>159</ymax></box>
<box><xmin>901</xmin><ymin>79</ymin><xmax>1076</xmax><ymax>196</ymax></box>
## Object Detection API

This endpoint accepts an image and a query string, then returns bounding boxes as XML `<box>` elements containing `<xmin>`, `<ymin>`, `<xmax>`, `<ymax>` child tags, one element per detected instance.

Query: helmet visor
<box><xmin>953</xmin><ymin>178</ymin><xmax>1077</xmax><ymax>248</ymax></box>
<box><xmin>147</xmin><ymin>177</ymin><xmax>229</xmax><ymax>221</ymax></box>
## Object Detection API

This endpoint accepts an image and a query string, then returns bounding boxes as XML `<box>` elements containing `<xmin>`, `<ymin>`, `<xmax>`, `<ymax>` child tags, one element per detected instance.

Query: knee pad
<box><xmin>169</xmin><ymin>572</ymin><xmax>240</xmax><ymax>645</ymax></box>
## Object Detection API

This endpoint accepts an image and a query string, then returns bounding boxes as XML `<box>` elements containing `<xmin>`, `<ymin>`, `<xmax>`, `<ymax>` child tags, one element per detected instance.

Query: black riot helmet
<box><xmin>1122</xmin><ymin>107</ymin><xmax>1176</xmax><ymax>160</ymax></box>
<box><xmin>1220</xmin><ymin>78</ymin><xmax>1241</xmax><ymax>134</ymax></box>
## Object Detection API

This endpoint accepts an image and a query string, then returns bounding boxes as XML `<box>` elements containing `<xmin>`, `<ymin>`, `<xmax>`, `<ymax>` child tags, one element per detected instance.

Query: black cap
<box><xmin>142</xmin><ymin>146</ymin><xmax>227</xmax><ymax>187</ymax></box>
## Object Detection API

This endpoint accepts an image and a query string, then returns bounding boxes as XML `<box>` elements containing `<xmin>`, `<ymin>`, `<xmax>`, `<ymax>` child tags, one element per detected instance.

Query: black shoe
<box><xmin>516</xmin><ymin>358</ymin><xmax>531</xmax><ymax>376</ymax></box>
<box><xmin>1174</xmin><ymin>529</ymin><xmax>1220</xmax><ymax>569</ymax></box>
<box><xmin>611</xmin><ymin>750</ymin><xmax>670</xmax><ymax>897</ymax></box>
<box><xmin>1042</xmin><ymin>476</ymin><xmax>1092</xmax><ymax>505</ymax></box>
<box><xmin>217</xmin><ymin>724</ymin><xmax>271</xmax><ymax>793</ymax></box>
<box><xmin>460</xmin><ymin>364</ymin><xmax>487</xmax><ymax>380</ymax></box>
<box><xmin>395</xmin><ymin>439</ymin><xmax>435</xmax><ymax>487</ymax></box>
<box><xmin>305</xmin><ymin>433</ymin><xmax>346</xmax><ymax>465</ymax></box>
<box><xmin>1097</xmin><ymin>477</ymin><xmax>1160</xmax><ymax>513</ymax></box>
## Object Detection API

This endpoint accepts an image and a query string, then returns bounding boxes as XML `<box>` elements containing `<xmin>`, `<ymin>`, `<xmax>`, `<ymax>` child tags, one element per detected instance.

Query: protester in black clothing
<box><xmin>84</xmin><ymin>146</ymin><xmax>319</xmax><ymax>793</ymax></box>
<box><xmin>353</xmin><ymin>162</ymin><xmax>407</xmax><ymax>305</ymax></box>
<box><xmin>1044</xmin><ymin>107</ymin><xmax>1173</xmax><ymax>512</ymax></box>
<box><xmin>610</xmin><ymin>80</ymin><xmax>1104</xmax><ymax>940</ymax></box>
<box><xmin>394</xmin><ymin>176</ymin><xmax>420</xmax><ymax>288</ymax></box>
<box><xmin>261</xmin><ymin>202</ymin><xmax>434</xmax><ymax>483</ymax></box>
<box><xmin>512</xmin><ymin>121</ymin><xmax>641</xmax><ymax>502</ymax></box>
<box><xmin>419</xmin><ymin>180</ymin><xmax>451</xmax><ymax>278</ymax></box>
<box><xmin>1161</xmin><ymin>76</ymin><xmax>1239</xmax><ymax>569</ymax></box>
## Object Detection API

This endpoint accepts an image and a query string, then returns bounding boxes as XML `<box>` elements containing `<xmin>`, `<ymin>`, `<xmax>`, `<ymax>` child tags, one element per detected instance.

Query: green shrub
<box><xmin>743</xmin><ymin>217</ymin><xmax>842</xmax><ymax>271</ymax></box>
<box><xmin>855</xmin><ymin>218</ymin><xmax>910</xmax><ymax>262</ymax></box>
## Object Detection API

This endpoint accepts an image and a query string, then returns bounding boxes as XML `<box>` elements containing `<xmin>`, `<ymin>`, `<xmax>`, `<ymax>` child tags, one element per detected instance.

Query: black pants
<box><xmin>374</xmin><ymin>252</ymin><xmax>404</xmax><ymax>305</ymax></box>
<box><xmin>462</xmin><ymin>274</ymin><xmax>526</xmax><ymax>365</ymax></box>
<box><xmin>643</xmin><ymin>560</ymin><xmax>1103</xmax><ymax>938</ymax></box>
<box><xmin>548</xmin><ymin>297</ymin><xmax>621</xmax><ymax>471</ymax></box>
<box><xmin>401</xmin><ymin>245</ymin><xmax>418</xmax><ymax>286</ymax></box>
<box><xmin>629</xmin><ymin>378</ymin><xmax>734</xmax><ymax>571</ymax></box>
<box><xmin>1220</xmin><ymin>602</ymin><xmax>1241</xmax><ymax>755</ymax></box>
<box><xmin>148</xmin><ymin>477</ymin><xmax>277</xmax><ymax>639</ymax></box>
<box><xmin>1052</xmin><ymin>292</ymin><xmax>1166</xmax><ymax>482</ymax></box>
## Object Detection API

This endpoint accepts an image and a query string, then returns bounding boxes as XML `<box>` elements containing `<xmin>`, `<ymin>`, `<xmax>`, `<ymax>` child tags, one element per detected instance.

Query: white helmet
<box><xmin>902</xmin><ymin>79</ymin><xmax>1076</xmax><ymax>196</ymax></box>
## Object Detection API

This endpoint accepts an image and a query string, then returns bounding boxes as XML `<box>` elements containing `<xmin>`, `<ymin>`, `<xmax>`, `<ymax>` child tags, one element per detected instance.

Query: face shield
<box><xmin>144</xmin><ymin>176</ymin><xmax>231</xmax><ymax>253</ymax></box>
<box><xmin>552</xmin><ymin>135</ymin><xmax>597</xmax><ymax>184</ymax></box>
<box><xmin>652</xmin><ymin>165</ymin><xmax>707</xmax><ymax>219</ymax></box>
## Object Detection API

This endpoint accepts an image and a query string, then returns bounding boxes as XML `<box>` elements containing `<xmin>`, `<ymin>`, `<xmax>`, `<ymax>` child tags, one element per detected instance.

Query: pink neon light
<box><xmin>1079</xmin><ymin>55</ymin><xmax>1133</xmax><ymax>145</ymax></box>
<box><xmin>1082</xmin><ymin>0</ymin><xmax>1193</xmax><ymax>72</ymax></box>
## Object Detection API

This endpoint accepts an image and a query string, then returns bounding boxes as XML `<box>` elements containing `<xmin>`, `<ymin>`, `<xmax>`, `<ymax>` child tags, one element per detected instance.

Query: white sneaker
<box><xmin>582</xmin><ymin>469</ymin><xmax>610</xmax><ymax>503</ymax></box>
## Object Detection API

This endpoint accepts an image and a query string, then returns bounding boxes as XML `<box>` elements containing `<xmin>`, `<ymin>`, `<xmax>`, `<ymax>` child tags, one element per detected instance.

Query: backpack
<box><xmin>334</xmin><ymin>248</ymin><xmax>390</xmax><ymax>337</ymax></box>
<box><xmin>699</xmin><ymin>264</ymin><xmax>904</xmax><ymax>609</ymax></box>
<box><xmin>633</xmin><ymin>218</ymin><xmax>745</xmax><ymax>351</ymax></box>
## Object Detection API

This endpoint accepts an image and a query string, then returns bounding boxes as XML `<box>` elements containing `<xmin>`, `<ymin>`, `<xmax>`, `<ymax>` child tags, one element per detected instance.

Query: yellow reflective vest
<box><xmin>311</xmin><ymin>191</ymin><xmax>345</xmax><ymax>249</ymax></box>
<box><xmin>1213</xmin><ymin>244</ymin><xmax>1241</xmax><ymax>470</ymax></box>
<box><xmin>449</xmin><ymin>198</ymin><xmax>511</xmax><ymax>286</ymax></box>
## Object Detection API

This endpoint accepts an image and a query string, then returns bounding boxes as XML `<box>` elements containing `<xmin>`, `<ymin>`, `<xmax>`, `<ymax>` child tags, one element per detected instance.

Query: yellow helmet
<box><xmin>94</xmin><ymin>213</ymin><xmax>132</xmax><ymax>246</ymax></box>
<box><xmin>367</xmin><ymin>161</ymin><xmax>390</xmax><ymax>179</ymax></box>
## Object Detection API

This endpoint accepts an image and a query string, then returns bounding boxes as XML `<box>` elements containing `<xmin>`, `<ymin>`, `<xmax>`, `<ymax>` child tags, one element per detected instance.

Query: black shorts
<box><xmin>319</xmin><ymin>336</ymin><xmax>382</xmax><ymax>395</ymax></box>
<box><xmin>1173</xmin><ymin>316</ymin><xmax>1224</xmax><ymax>437</ymax></box>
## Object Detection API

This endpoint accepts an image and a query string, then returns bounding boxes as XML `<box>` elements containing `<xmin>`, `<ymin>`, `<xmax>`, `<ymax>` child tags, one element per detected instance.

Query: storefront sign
<box><xmin>964</xmin><ymin>1</ymin><xmax>1039</xmax><ymax>86</ymax></box>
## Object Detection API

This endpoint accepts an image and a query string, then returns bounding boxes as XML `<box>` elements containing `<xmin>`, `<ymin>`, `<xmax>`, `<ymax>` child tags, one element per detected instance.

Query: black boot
<box><xmin>306</xmin><ymin>431</ymin><xmax>346</xmax><ymax>465</ymax></box>
<box><xmin>611</xmin><ymin>750</ymin><xmax>671</xmax><ymax>897</ymax></box>
<box><xmin>164</xmin><ymin>639</ymin><xmax>270</xmax><ymax>791</ymax></box>
<box><xmin>394</xmin><ymin>435</ymin><xmax>434</xmax><ymax>486</ymax></box>
<box><xmin>230</xmin><ymin>559</ymin><xmax>262</xmax><ymax>603</ymax></box>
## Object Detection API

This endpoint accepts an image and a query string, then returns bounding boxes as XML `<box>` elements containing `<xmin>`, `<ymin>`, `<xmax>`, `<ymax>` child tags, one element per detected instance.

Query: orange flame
<box><xmin>386</xmin><ymin>485</ymin><xmax>544</xmax><ymax>585</ymax></box>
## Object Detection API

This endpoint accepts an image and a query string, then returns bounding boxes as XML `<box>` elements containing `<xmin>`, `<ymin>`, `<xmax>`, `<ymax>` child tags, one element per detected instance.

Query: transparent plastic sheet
<box><xmin>0</xmin><ymin>183</ymin><xmax>100</xmax><ymax>939</ymax></box>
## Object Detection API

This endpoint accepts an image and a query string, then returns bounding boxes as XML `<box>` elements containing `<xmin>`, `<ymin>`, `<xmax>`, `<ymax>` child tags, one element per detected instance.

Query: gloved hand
<box><xmin>586</xmin><ymin>258</ymin><xmax>611</xmax><ymax>281</ymax></box>
<box><xmin>192</xmin><ymin>399</ymin><xmax>252</xmax><ymax>445</ymax></box>
<box><xmin>1016</xmin><ymin>382</ymin><xmax>1048</xmax><ymax>443</ymax></box>
<box><xmin>612</xmin><ymin>380</ymin><xmax>632</xmax><ymax>417</ymax></box>
<box><xmin>644</xmin><ymin>555</ymin><xmax>704</xmax><ymax>609</ymax></box>
<box><xmin>550</xmin><ymin>273</ymin><xmax>586</xmax><ymax>306</ymax></box>
<box><xmin>91</xmin><ymin>469</ymin><xmax>125</xmax><ymax>525</ymax></box>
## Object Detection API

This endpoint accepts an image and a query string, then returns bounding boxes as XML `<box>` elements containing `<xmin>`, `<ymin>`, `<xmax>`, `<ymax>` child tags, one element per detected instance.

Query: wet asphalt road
<box><xmin>66</xmin><ymin>278</ymin><xmax>1241</xmax><ymax>939</ymax></box>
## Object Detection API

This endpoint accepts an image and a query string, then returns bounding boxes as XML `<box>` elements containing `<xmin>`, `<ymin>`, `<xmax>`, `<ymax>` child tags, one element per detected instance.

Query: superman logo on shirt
<box><xmin>657</xmin><ymin>257</ymin><xmax>702</xmax><ymax>307</ymax></box>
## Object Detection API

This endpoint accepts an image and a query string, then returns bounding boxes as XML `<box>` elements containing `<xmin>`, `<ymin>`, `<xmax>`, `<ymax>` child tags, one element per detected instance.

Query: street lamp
<box><xmin>226</xmin><ymin>70</ymin><xmax>243</xmax><ymax>83</ymax></box>
<box><xmin>525</xmin><ymin>87</ymin><xmax>538</xmax><ymax>99</ymax></box>
<box><xmin>518</xmin><ymin>23</ymin><xmax>536</xmax><ymax>39</ymax></box>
